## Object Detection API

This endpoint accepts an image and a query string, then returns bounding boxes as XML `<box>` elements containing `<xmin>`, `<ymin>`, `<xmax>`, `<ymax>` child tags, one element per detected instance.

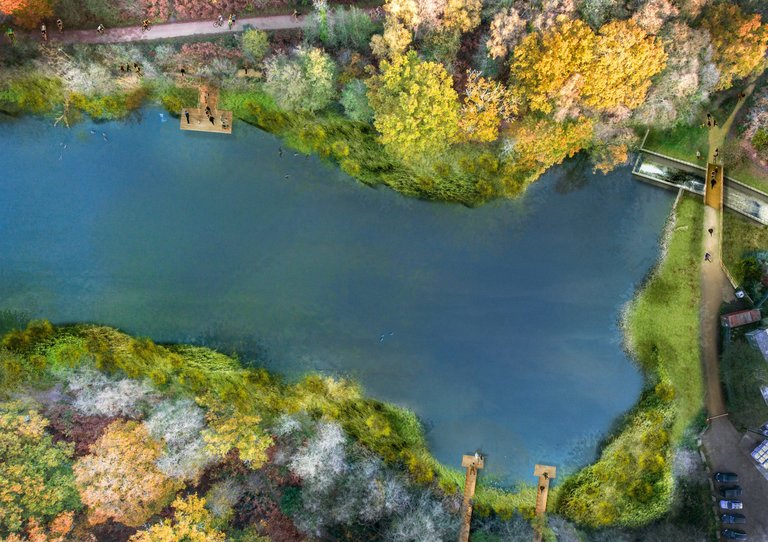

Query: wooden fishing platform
<box><xmin>458</xmin><ymin>453</ymin><xmax>483</xmax><ymax>542</ymax></box>
<box><xmin>179</xmin><ymin>85</ymin><xmax>232</xmax><ymax>134</ymax></box>
<box><xmin>533</xmin><ymin>464</ymin><xmax>556</xmax><ymax>542</ymax></box>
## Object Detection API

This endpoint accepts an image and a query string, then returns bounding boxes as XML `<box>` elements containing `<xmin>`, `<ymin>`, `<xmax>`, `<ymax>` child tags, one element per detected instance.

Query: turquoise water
<box><xmin>0</xmin><ymin>110</ymin><xmax>673</xmax><ymax>483</ymax></box>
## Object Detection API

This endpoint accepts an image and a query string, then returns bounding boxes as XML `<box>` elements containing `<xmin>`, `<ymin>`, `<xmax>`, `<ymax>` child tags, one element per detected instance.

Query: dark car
<box><xmin>721</xmin><ymin>529</ymin><xmax>747</xmax><ymax>540</ymax></box>
<box><xmin>715</xmin><ymin>472</ymin><xmax>739</xmax><ymax>483</ymax></box>
<box><xmin>721</xmin><ymin>513</ymin><xmax>747</xmax><ymax>524</ymax></box>
<box><xmin>721</xmin><ymin>486</ymin><xmax>743</xmax><ymax>498</ymax></box>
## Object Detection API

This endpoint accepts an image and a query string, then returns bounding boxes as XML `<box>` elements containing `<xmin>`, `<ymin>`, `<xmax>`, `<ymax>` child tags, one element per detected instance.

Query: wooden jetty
<box><xmin>180</xmin><ymin>85</ymin><xmax>232</xmax><ymax>134</ymax></box>
<box><xmin>458</xmin><ymin>453</ymin><xmax>484</xmax><ymax>542</ymax></box>
<box><xmin>533</xmin><ymin>464</ymin><xmax>556</xmax><ymax>542</ymax></box>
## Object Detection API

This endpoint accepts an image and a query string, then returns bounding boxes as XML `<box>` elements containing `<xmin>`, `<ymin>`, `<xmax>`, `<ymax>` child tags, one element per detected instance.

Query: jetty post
<box><xmin>532</xmin><ymin>464</ymin><xmax>556</xmax><ymax>542</ymax></box>
<box><xmin>458</xmin><ymin>453</ymin><xmax>484</xmax><ymax>542</ymax></box>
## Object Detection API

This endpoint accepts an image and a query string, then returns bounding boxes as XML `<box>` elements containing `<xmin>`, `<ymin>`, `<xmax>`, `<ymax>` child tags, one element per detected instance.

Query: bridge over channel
<box><xmin>632</xmin><ymin>148</ymin><xmax>768</xmax><ymax>225</ymax></box>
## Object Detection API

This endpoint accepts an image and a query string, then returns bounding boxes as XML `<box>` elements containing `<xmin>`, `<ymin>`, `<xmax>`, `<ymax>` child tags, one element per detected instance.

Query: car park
<box><xmin>715</xmin><ymin>472</ymin><xmax>739</xmax><ymax>483</ymax></box>
<box><xmin>721</xmin><ymin>513</ymin><xmax>746</xmax><ymax>524</ymax></box>
<box><xmin>720</xmin><ymin>500</ymin><xmax>744</xmax><ymax>510</ymax></box>
<box><xmin>720</xmin><ymin>486</ymin><xmax>743</xmax><ymax>498</ymax></box>
<box><xmin>721</xmin><ymin>529</ymin><xmax>747</xmax><ymax>540</ymax></box>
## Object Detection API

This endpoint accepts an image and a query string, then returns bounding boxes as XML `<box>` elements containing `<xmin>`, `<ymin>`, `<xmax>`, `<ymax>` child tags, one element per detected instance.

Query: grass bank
<box><xmin>721</xmin><ymin>341</ymin><xmax>768</xmax><ymax>432</ymax></box>
<box><xmin>723</xmin><ymin>209</ymin><xmax>768</xmax><ymax>283</ymax></box>
<box><xmin>556</xmin><ymin>194</ymin><xmax>705</xmax><ymax>528</ymax></box>
<box><xmin>643</xmin><ymin>124</ymin><xmax>709</xmax><ymax>164</ymax></box>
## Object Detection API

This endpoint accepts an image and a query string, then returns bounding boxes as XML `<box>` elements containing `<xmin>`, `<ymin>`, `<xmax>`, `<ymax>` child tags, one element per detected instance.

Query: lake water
<box><xmin>0</xmin><ymin>109</ymin><xmax>673</xmax><ymax>483</ymax></box>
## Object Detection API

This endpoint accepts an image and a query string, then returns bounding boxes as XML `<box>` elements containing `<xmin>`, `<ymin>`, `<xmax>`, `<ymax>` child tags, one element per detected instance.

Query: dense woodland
<box><xmin>0</xmin><ymin>0</ymin><xmax>767</xmax><ymax>203</ymax></box>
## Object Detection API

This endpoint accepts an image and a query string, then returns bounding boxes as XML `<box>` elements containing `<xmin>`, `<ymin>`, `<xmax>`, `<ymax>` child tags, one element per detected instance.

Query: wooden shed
<box><xmin>720</xmin><ymin>309</ymin><xmax>761</xmax><ymax>328</ymax></box>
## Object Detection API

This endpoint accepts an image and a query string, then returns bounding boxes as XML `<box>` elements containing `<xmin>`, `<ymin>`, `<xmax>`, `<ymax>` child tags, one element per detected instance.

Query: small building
<box><xmin>752</xmin><ymin>440</ymin><xmax>768</xmax><ymax>469</ymax></box>
<box><xmin>721</xmin><ymin>309</ymin><xmax>762</xmax><ymax>328</ymax></box>
<box><xmin>747</xmin><ymin>328</ymin><xmax>768</xmax><ymax>361</ymax></box>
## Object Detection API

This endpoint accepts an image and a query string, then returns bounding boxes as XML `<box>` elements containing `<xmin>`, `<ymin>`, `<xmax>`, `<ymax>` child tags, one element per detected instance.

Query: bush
<box><xmin>65</xmin><ymin>366</ymin><xmax>158</xmax><ymax>418</ymax></box>
<box><xmin>305</xmin><ymin>6</ymin><xmax>379</xmax><ymax>52</ymax></box>
<box><xmin>263</xmin><ymin>47</ymin><xmax>336</xmax><ymax>113</ymax></box>
<box><xmin>241</xmin><ymin>29</ymin><xmax>269</xmax><ymax>65</ymax></box>
<box><xmin>0</xmin><ymin>76</ymin><xmax>63</xmax><ymax>115</ymax></box>
<box><xmin>753</xmin><ymin>128</ymin><xmax>768</xmax><ymax>153</ymax></box>
<box><xmin>340</xmin><ymin>79</ymin><xmax>373</xmax><ymax>123</ymax></box>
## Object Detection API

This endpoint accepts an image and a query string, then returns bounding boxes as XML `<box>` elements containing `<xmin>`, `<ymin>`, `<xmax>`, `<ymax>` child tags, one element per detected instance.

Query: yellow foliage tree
<box><xmin>73</xmin><ymin>420</ymin><xmax>177</xmax><ymax>527</ymax></box>
<box><xmin>443</xmin><ymin>0</ymin><xmax>482</xmax><ymax>33</ymax></box>
<box><xmin>370</xmin><ymin>17</ymin><xmax>413</xmax><ymax>59</ymax></box>
<box><xmin>503</xmin><ymin>116</ymin><xmax>595</xmax><ymax>191</ymax></box>
<box><xmin>367</xmin><ymin>51</ymin><xmax>460</xmax><ymax>162</ymax></box>
<box><xmin>1</xmin><ymin>513</ymin><xmax>74</xmax><ymax>542</ymax></box>
<box><xmin>583</xmin><ymin>20</ymin><xmax>667</xmax><ymax>111</ymax></box>
<box><xmin>702</xmin><ymin>4</ymin><xmax>768</xmax><ymax>91</ymax></box>
<box><xmin>197</xmin><ymin>395</ymin><xmax>273</xmax><ymax>468</ymax></box>
<box><xmin>459</xmin><ymin>70</ymin><xmax>517</xmax><ymax>143</ymax></box>
<box><xmin>509</xmin><ymin>19</ymin><xmax>596</xmax><ymax>114</ymax></box>
<box><xmin>128</xmin><ymin>495</ymin><xmax>225</xmax><ymax>542</ymax></box>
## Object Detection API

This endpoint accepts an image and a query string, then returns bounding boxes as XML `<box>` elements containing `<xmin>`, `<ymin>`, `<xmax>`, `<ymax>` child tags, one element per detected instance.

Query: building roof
<box><xmin>747</xmin><ymin>328</ymin><xmax>768</xmax><ymax>360</ymax></box>
<box><xmin>721</xmin><ymin>309</ymin><xmax>762</xmax><ymax>328</ymax></box>
<box><xmin>752</xmin><ymin>440</ymin><xmax>768</xmax><ymax>467</ymax></box>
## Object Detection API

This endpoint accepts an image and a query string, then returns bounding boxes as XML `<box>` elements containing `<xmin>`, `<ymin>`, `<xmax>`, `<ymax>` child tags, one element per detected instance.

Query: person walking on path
<box><xmin>708</xmin><ymin>228</ymin><xmax>714</xmax><ymax>236</ymax></box>
<box><xmin>209</xmin><ymin>115</ymin><xmax>215</xmax><ymax>125</ymax></box>
<box><xmin>705</xmin><ymin>252</ymin><xmax>712</xmax><ymax>262</ymax></box>
<box><xmin>228</xmin><ymin>14</ymin><xmax>234</xmax><ymax>29</ymax></box>
<box><xmin>180</xmin><ymin>67</ymin><xmax>186</xmax><ymax>77</ymax></box>
<box><xmin>97</xmin><ymin>24</ymin><xmax>105</xmax><ymax>34</ymax></box>
<box><xmin>184</xmin><ymin>109</ymin><xmax>190</xmax><ymax>124</ymax></box>
<box><xmin>711</xmin><ymin>178</ymin><xmax>717</xmax><ymax>189</ymax></box>
<box><xmin>142</xmin><ymin>19</ymin><xmax>151</xmax><ymax>32</ymax></box>
<box><xmin>56</xmin><ymin>19</ymin><xmax>63</xmax><ymax>32</ymax></box>
<box><xmin>714</xmin><ymin>148</ymin><xmax>719</xmax><ymax>160</ymax></box>
<box><xmin>6</xmin><ymin>28</ymin><xmax>15</xmax><ymax>44</ymax></box>
<box><xmin>696</xmin><ymin>150</ymin><xmax>702</xmax><ymax>160</ymax></box>
<box><xmin>40</xmin><ymin>23</ymin><xmax>47</xmax><ymax>41</ymax></box>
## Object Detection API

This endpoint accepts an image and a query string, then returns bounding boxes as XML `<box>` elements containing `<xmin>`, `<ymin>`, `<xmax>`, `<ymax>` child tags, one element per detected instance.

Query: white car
<box><xmin>720</xmin><ymin>500</ymin><xmax>744</xmax><ymax>510</ymax></box>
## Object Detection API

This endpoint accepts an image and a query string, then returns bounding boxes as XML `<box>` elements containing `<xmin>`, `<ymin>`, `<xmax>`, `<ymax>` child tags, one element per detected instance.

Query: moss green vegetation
<box><xmin>723</xmin><ymin>209</ymin><xmax>768</xmax><ymax>282</ymax></box>
<box><xmin>721</xmin><ymin>341</ymin><xmax>768</xmax><ymax>431</ymax></box>
<box><xmin>557</xmin><ymin>195</ymin><xmax>704</xmax><ymax>528</ymax></box>
<box><xmin>643</xmin><ymin>124</ymin><xmax>709</xmax><ymax>163</ymax></box>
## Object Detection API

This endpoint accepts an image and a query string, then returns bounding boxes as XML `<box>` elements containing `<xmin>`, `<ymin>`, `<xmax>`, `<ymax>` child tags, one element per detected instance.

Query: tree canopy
<box><xmin>367</xmin><ymin>51</ymin><xmax>460</xmax><ymax>162</ymax></box>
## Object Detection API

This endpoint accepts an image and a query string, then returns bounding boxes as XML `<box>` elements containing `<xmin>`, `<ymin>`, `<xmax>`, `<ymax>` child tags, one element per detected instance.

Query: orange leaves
<box><xmin>5</xmin><ymin>0</ymin><xmax>52</xmax><ymax>29</ymax></box>
<box><xmin>73</xmin><ymin>420</ymin><xmax>177</xmax><ymax>527</ymax></box>
<box><xmin>702</xmin><ymin>4</ymin><xmax>768</xmax><ymax>90</ymax></box>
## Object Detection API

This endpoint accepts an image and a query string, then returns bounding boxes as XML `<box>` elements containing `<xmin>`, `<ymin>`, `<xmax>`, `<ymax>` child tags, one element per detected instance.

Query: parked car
<box><xmin>720</xmin><ymin>500</ymin><xmax>744</xmax><ymax>510</ymax></box>
<box><xmin>715</xmin><ymin>472</ymin><xmax>739</xmax><ymax>483</ymax></box>
<box><xmin>721</xmin><ymin>486</ymin><xmax>743</xmax><ymax>498</ymax></box>
<box><xmin>721</xmin><ymin>513</ymin><xmax>747</xmax><ymax>524</ymax></box>
<box><xmin>721</xmin><ymin>529</ymin><xmax>747</xmax><ymax>540</ymax></box>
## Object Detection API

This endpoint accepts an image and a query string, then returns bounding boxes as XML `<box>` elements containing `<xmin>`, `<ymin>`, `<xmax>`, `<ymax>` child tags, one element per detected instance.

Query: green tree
<box><xmin>263</xmin><ymin>47</ymin><xmax>336</xmax><ymax>112</ymax></box>
<box><xmin>367</xmin><ymin>51</ymin><xmax>460</xmax><ymax>162</ymax></box>
<box><xmin>0</xmin><ymin>402</ymin><xmax>80</xmax><ymax>535</ymax></box>
<box><xmin>241</xmin><ymin>29</ymin><xmax>269</xmax><ymax>65</ymax></box>
<box><xmin>702</xmin><ymin>4</ymin><xmax>768</xmax><ymax>90</ymax></box>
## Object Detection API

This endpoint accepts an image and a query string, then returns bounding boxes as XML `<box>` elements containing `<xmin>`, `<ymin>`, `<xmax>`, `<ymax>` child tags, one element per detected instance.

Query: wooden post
<box><xmin>458</xmin><ymin>453</ymin><xmax>484</xmax><ymax>542</ymax></box>
<box><xmin>532</xmin><ymin>464</ymin><xmax>556</xmax><ymax>542</ymax></box>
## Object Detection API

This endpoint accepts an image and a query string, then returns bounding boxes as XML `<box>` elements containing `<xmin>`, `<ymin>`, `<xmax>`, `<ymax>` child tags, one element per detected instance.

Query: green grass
<box><xmin>721</xmin><ymin>340</ymin><xmax>768</xmax><ymax>432</ymax></box>
<box><xmin>723</xmin><ymin>209</ymin><xmax>768</xmax><ymax>282</ymax></box>
<box><xmin>643</xmin><ymin>124</ymin><xmax>709</xmax><ymax>164</ymax></box>
<box><xmin>556</xmin><ymin>195</ymin><xmax>705</xmax><ymax>528</ymax></box>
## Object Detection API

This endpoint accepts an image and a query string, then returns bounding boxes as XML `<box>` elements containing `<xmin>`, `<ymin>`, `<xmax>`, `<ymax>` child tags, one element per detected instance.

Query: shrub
<box><xmin>65</xmin><ymin>366</ymin><xmax>157</xmax><ymax>418</ymax></box>
<box><xmin>241</xmin><ymin>29</ymin><xmax>269</xmax><ymax>65</ymax></box>
<box><xmin>753</xmin><ymin>128</ymin><xmax>768</xmax><ymax>153</ymax></box>
<box><xmin>0</xmin><ymin>402</ymin><xmax>81</xmax><ymax>535</ymax></box>
<box><xmin>144</xmin><ymin>398</ymin><xmax>214</xmax><ymax>481</ymax></box>
<box><xmin>305</xmin><ymin>6</ymin><xmax>379</xmax><ymax>51</ymax></box>
<box><xmin>264</xmin><ymin>47</ymin><xmax>336</xmax><ymax>113</ymax></box>
<box><xmin>340</xmin><ymin>79</ymin><xmax>373</xmax><ymax>123</ymax></box>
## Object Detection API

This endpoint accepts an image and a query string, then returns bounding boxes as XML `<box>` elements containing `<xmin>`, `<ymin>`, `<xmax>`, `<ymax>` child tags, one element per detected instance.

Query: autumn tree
<box><xmin>0</xmin><ymin>402</ymin><xmax>80</xmax><ymax>536</ymax></box>
<box><xmin>459</xmin><ymin>70</ymin><xmax>517</xmax><ymax>143</ymax></box>
<box><xmin>1</xmin><ymin>513</ymin><xmax>74</xmax><ymax>542</ymax></box>
<box><xmin>502</xmin><ymin>116</ymin><xmax>595</xmax><ymax>190</ymax></box>
<box><xmin>370</xmin><ymin>18</ymin><xmax>413</xmax><ymax>58</ymax></box>
<box><xmin>631</xmin><ymin>0</ymin><xmax>678</xmax><ymax>35</ymax></box>
<box><xmin>702</xmin><ymin>4</ymin><xmax>768</xmax><ymax>90</ymax></box>
<box><xmin>509</xmin><ymin>19</ymin><xmax>596</xmax><ymax>114</ymax></box>
<box><xmin>197</xmin><ymin>395</ymin><xmax>273</xmax><ymax>468</ymax></box>
<box><xmin>128</xmin><ymin>495</ymin><xmax>225</xmax><ymax>542</ymax></box>
<box><xmin>582</xmin><ymin>20</ymin><xmax>667</xmax><ymax>111</ymax></box>
<box><xmin>4</xmin><ymin>0</ymin><xmax>52</xmax><ymax>29</ymax></box>
<box><xmin>443</xmin><ymin>0</ymin><xmax>481</xmax><ymax>33</ymax></box>
<box><xmin>486</xmin><ymin>8</ymin><xmax>526</xmax><ymax>59</ymax></box>
<box><xmin>367</xmin><ymin>51</ymin><xmax>460</xmax><ymax>162</ymax></box>
<box><xmin>73</xmin><ymin>420</ymin><xmax>177</xmax><ymax>527</ymax></box>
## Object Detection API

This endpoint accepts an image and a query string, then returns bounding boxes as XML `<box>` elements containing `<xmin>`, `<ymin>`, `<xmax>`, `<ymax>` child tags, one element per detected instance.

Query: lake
<box><xmin>0</xmin><ymin>109</ymin><xmax>673</xmax><ymax>483</ymax></box>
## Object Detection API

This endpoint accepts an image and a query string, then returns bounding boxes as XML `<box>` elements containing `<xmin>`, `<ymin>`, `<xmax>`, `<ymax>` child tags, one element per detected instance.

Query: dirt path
<box><xmin>44</xmin><ymin>15</ymin><xmax>306</xmax><ymax>45</ymax></box>
<box><xmin>699</xmin><ymin>83</ymin><xmax>768</xmax><ymax>539</ymax></box>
